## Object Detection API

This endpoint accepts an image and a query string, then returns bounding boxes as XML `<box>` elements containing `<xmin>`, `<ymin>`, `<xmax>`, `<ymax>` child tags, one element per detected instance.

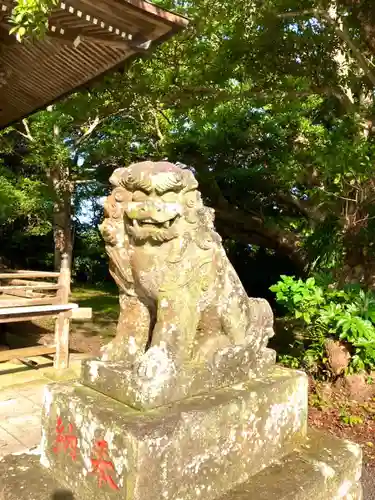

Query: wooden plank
<box><xmin>1</xmin><ymin>289</ymin><xmax>35</xmax><ymax>298</ymax></box>
<box><xmin>0</xmin><ymin>345</ymin><xmax>56</xmax><ymax>363</ymax></box>
<box><xmin>3</xmin><ymin>279</ymin><xmax>57</xmax><ymax>286</ymax></box>
<box><xmin>0</xmin><ymin>284</ymin><xmax>60</xmax><ymax>292</ymax></box>
<box><xmin>0</xmin><ymin>314</ymin><xmax>64</xmax><ymax>324</ymax></box>
<box><xmin>0</xmin><ymin>297</ymin><xmax>61</xmax><ymax>308</ymax></box>
<box><xmin>0</xmin><ymin>303</ymin><xmax>78</xmax><ymax>316</ymax></box>
<box><xmin>68</xmin><ymin>307</ymin><xmax>92</xmax><ymax>320</ymax></box>
<box><xmin>0</xmin><ymin>271</ymin><xmax>60</xmax><ymax>278</ymax></box>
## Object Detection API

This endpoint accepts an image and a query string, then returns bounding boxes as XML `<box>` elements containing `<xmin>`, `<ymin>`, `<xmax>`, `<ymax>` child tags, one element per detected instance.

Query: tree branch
<box><xmin>161</xmin><ymin>86</ymin><xmax>320</xmax><ymax>107</ymax></box>
<box><xmin>277</xmin><ymin>9</ymin><xmax>323</xmax><ymax>18</ymax></box>
<box><xmin>276</xmin><ymin>192</ymin><xmax>324</xmax><ymax>222</ymax></box>
<box><xmin>214</xmin><ymin>206</ymin><xmax>305</xmax><ymax>265</ymax></box>
<box><xmin>192</xmin><ymin>162</ymin><xmax>305</xmax><ymax>264</ymax></box>
<box><xmin>17</xmin><ymin>119</ymin><xmax>34</xmax><ymax>141</ymax></box>
<box><xmin>278</xmin><ymin>6</ymin><xmax>375</xmax><ymax>87</ymax></box>
<box><xmin>322</xmin><ymin>7</ymin><xmax>375</xmax><ymax>87</ymax></box>
<box><xmin>75</xmin><ymin>115</ymin><xmax>100</xmax><ymax>146</ymax></box>
<box><xmin>74</xmin><ymin>108</ymin><xmax>133</xmax><ymax>148</ymax></box>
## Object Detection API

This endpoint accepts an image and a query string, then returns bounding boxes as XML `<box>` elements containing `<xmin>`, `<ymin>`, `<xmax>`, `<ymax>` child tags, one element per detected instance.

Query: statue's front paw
<box><xmin>134</xmin><ymin>344</ymin><xmax>176</xmax><ymax>382</ymax></box>
<box><xmin>100</xmin><ymin>342</ymin><xmax>114</xmax><ymax>361</ymax></box>
<box><xmin>100</xmin><ymin>336</ymin><xmax>143</xmax><ymax>365</ymax></box>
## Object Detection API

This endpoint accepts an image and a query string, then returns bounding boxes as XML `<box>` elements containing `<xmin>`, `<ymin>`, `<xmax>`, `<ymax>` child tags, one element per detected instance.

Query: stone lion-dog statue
<box><xmin>100</xmin><ymin>161</ymin><xmax>274</xmax><ymax>380</ymax></box>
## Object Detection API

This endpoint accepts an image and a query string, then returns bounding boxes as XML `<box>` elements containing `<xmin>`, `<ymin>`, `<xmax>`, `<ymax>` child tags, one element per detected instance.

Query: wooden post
<box><xmin>54</xmin><ymin>253</ymin><xmax>71</xmax><ymax>369</ymax></box>
<box><xmin>57</xmin><ymin>253</ymin><xmax>71</xmax><ymax>302</ymax></box>
<box><xmin>53</xmin><ymin>312</ymin><xmax>70</xmax><ymax>369</ymax></box>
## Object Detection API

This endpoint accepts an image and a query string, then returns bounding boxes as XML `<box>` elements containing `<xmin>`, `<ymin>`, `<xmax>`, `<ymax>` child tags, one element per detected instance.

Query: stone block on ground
<box><xmin>218</xmin><ymin>428</ymin><xmax>362</xmax><ymax>499</ymax></box>
<box><xmin>40</xmin><ymin>366</ymin><xmax>307</xmax><ymax>500</ymax></box>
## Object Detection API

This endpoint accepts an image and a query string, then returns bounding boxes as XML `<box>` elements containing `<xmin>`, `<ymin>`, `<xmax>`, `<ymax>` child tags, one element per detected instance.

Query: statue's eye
<box><xmin>132</xmin><ymin>190</ymin><xmax>148</xmax><ymax>202</ymax></box>
<box><xmin>161</xmin><ymin>192</ymin><xmax>177</xmax><ymax>202</ymax></box>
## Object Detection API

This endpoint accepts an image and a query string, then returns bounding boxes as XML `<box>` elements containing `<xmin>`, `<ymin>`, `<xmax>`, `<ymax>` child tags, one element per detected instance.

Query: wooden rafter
<box><xmin>47</xmin><ymin>26</ymin><xmax>130</xmax><ymax>49</ymax></box>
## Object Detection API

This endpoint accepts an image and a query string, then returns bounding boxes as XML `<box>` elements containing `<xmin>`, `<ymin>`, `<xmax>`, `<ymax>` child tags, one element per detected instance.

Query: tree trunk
<box><xmin>48</xmin><ymin>164</ymin><xmax>74</xmax><ymax>283</ymax></box>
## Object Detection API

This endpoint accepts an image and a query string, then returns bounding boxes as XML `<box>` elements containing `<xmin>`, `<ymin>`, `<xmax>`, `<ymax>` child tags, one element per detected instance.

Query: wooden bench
<box><xmin>0</xmin><ymin>255</ymin><xmax>92</xmax><ymax>369</ymax></box>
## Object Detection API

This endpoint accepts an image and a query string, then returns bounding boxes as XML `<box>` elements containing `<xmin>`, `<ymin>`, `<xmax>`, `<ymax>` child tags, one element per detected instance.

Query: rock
<box><xmin>317</xmin><ymin>382</ymin><xmax>333</xmax><ymax>401</ymax></box>
<box><xmin>335</xmin><ymin>373</ymin><xmax>375</xmax><ymax>402</ymax></box>
<box><xmin>325</xmin><ymin>339</ymin><xmax>350</xmax><ymax>375</ymax></box>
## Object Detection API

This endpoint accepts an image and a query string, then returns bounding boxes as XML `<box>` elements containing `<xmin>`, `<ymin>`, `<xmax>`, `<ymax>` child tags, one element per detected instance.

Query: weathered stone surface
<box><xmin>0</xmin><ymin>451</ymin><xmax>70</xmax><ymax>500</ymax></box>
<box><xmin>0</xmin><ymin>429</ymin><xmax>361</xmax><ymax>500</ymax></box>
<box><xmin>40</xmin><ymin>367</ymin><xmax>307</xmax><ymax>500</ymax></box>
<box><xmin>98</xmin><ymin>161</ymin><xmax>275</xmax><ymax>401</ymax></box>
<box><xmin>218</xmin><ymin>429</ymin><xmax>362</xmax><ymax>499</ymax></box>
<box><xmin>81</xmin><ymin>346</ymin><xmax>276</xmax><ymax>409</ymax></box>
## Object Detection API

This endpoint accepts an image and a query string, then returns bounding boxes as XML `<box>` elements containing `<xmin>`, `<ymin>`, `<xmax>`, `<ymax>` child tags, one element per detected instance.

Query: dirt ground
<box><xmin>308</xmin><ymin>377</ymin><xmax>375</xmax><ymax>468</ymax></box>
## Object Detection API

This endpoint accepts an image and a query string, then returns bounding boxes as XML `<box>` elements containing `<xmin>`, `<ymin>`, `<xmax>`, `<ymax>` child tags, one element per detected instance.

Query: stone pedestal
<box><xmin>0</xmin><ymin>366</ymin><xmax>362</xmax><ymax>500</ymax></box>
<box><xmin>81</xmin><ymin>346</ymin><xmax>276</xmax><ymax>410</ymax></box>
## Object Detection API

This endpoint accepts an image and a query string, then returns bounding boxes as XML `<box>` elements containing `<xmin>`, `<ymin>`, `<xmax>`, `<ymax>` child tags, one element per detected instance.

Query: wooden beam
<box><xmin>47</xmin><ymin>25</ymin><xmax>130</xmax><ymax>50</ymax></box>
<box><xmin>0</xmin><ymin>23</ymin><xmax>15</xmax><ymax>45</ymax></box>
<box><xmin>0</xmin><ymin>289</ymin><xmax>40</xmax><ymax>299</ymax></box>
<box><xmin>0</xmin><ymin>284</ymin><xmax>60</xmax><ymax>292</ymax></box>
<box><xmin>0</xmin><ymin>303</ymin><xmax>78</xmax><ymax>316</ymax></box>
<box><xmin>0</xmin><ymin>271</ymin><xmax>60</xmax><ymax>278</ymax></box>
<box><xmin>0</xmin><ymin>313</ymin><xmax>65</xmax><ymax>323</ymax></box>
<box><xmin>0</xmin><ymin>297</ymin><xmax>61</xmax><ymax>308</ymax></box>
<box><xmin>0</xmin><ymin>345</ymin><xmax>56</xmax><ymax>363</ymax></box>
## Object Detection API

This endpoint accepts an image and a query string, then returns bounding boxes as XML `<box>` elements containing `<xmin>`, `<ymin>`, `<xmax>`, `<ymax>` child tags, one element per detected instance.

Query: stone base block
<box><xmin>218</xmin><ymin>429</ymin><xmax>363</xmax><ymax>499</ymax></box>
<box><xmin>81</xmin><ymin>346</ymin><xmax>276</xmax><ymax>410</ymax></box>
<box><xmin>40</xmin><ymin>366</ymin><xmax>307</xmax><ymax>500</ymax></box>
<box><xmin>0</xmin><ymin>429</ymin><xmax>362</xmax><ymax>500</ymax></box>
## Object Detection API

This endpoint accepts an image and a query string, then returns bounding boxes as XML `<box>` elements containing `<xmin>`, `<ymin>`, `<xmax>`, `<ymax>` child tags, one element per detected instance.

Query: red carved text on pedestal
<box><xmin>52</xmin><ymin>416</ymin><xmax>78</xmax><ymax>461</ymax></box>
<box><xmin>90</xmin><ymin>439</ymin><xmax>119</xmax><ymax>491</ymax></box>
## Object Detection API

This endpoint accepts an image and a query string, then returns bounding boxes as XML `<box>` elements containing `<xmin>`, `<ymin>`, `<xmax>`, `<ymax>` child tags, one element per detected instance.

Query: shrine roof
<box><xmin>0</xmin><ymin>0</ymin><xmax>187</xmax><ymax>128</ymax></box>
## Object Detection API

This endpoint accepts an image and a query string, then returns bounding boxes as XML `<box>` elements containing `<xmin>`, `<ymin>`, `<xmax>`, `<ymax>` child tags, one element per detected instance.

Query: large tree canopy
<box><xmin>3</xmin><ymin>0</ymin><xmax>375</xmax><ymax>286</ymax></box>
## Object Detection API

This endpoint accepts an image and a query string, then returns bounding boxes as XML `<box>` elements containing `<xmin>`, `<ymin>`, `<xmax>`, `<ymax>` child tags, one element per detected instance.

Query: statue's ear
<box><xmin>109</xmin><ymin>168</ymin><xmax>129</xmax><ymax>187</ymax></box>
<box><xmin>182</xmin><ymin>169</ymin><xmax>199</xmax><ymax>192</ymax></box>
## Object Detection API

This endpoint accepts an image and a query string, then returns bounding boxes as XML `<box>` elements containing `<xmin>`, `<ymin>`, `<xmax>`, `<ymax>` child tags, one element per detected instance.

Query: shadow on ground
<box><xmin>51</xmin><ymin>490</ymin><xmax>75</xmax><ymax>500</ymax></box>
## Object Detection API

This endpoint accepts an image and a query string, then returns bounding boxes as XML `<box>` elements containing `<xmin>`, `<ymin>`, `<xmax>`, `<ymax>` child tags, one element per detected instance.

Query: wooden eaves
<box><xmin>0</xmin><ymin>0</ymin><xmax>188</xmax><ymax>129</ymax></box>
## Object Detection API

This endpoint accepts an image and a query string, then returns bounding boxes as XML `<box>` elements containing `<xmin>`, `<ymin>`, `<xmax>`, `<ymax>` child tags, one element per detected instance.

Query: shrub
<box><xmin>270</xmin><ymin>275</ymin><xmax>375</xmax><ymax>374</ymax></box>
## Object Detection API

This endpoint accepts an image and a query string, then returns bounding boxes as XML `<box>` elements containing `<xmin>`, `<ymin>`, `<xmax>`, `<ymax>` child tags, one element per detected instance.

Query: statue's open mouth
<box><xmin>132</xmin><ymin>216</ymin><xmax>178</xmax><ymax>230</ymax></box>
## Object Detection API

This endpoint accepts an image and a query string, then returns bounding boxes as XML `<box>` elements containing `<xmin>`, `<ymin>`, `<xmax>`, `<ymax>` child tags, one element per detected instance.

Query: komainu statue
<box><xmin>100</xmin><ymin>161</ymin><xmax>275</xmax><ymax>380</ymax></box>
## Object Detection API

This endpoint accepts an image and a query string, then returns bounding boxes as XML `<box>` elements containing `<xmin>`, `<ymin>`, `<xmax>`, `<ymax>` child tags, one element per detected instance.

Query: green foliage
<box><xmin>73</xmin><ymin>225</ymin><xmax>109</xmax><ymax>284</ymax></box>
<box><xmin>277</xmin><ymin>353</ymin><xmax>301</xmax><ymax>369</ymax></box>
<box><xmin>10</xmin><ymin>0</ymin><xmax>58</xmax><ymax>40</ymax></box>
<box><xmin>339</xmin><ymin>409</ymin><xmax>364</xmax><ymax>426</ymax></box>
<box><xmin>270</xmin><ymin>276</ymin><xmax>375</xmax><ymax>373</ymax></box>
